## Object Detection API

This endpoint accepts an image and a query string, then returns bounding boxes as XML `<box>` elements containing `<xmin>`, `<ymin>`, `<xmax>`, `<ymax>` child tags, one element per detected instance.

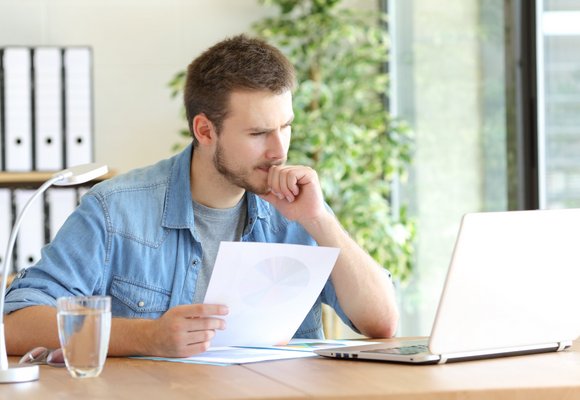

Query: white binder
<box><xmin>14</xmin><ymin>188</ymin><xmax>44</xmax><ymax>271</ymax></box>
<box><xmin>77</xmin><ymin>186</ymin><xmax>90</xmax><ymax>201</ymax></box>
<box><xmin>64</xmin><ymin>47</ymin><xmax>93</xmax><ymax>167</ymax></box>
<box><xmin>34</xmin><ymin>47</ymin><xmax>64</xmax><ymax>171</ymax></box>
<box><xmin>3</xmin><ymin>47</ymin><xmax>33</xmax><ymax>172</ymax></box>
<box><xmin>0</xmin><ymin>58</ymin><xmax>4</xmax><ymax>171</ymax></box>
<box><xmin>47</xmin><ymin>188</ymin><xmax>77</xmax><ymax>241</ymax></box>
<box><xmin>0</xmin><ymin>188</ymin><xmax>12</xmax><ymax>275</ymax></box>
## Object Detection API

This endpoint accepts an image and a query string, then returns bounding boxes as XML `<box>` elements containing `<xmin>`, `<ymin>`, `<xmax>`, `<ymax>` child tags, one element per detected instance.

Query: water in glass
<box><xmin>57</xmin><ymin>297</ymin><xmax>111</xmax><ymax>378</ymax></box>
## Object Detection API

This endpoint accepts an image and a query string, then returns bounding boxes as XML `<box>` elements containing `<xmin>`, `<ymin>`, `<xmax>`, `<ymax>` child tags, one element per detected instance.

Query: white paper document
<box><xmin>138</xmin><ymin>346</ymin><xmax>316</xmax><ymax>366</ymax></box>
<box><xmin>135</xmin><ymin>339</ymin><xmax>374</xmax><ymax>366</ymax></box>
<box><xmin>203</xmin><ymin>242</ymin><xmax>340</xmax><ymax>348</ymax></box>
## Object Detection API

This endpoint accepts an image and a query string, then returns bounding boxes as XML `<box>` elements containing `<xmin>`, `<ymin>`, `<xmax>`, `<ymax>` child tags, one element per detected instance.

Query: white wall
<box><xmin>0</xmin><ymin>0</ymin><xmax>274</xmax><ymax>173</ymax></box>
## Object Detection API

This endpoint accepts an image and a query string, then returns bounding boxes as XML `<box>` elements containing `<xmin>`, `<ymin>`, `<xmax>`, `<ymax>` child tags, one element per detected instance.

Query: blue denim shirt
<box><xmin>5</xmin><ymin>144</ymin><xmax>356</xmax><ymax>338</ymax></box>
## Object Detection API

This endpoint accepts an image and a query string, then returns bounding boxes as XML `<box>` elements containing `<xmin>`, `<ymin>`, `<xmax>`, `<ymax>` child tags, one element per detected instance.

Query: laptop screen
<box><xmin>429</xmin><ymin>208</ymin><xmax>580</xmax><ymax>354</ymax></box>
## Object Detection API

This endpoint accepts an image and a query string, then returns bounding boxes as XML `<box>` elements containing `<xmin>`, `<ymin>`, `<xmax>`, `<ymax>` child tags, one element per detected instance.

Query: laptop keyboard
<box><xmin>366</xmin><ymin>344</ymin><xmax>429</xmax><ymax>356</ymax></box>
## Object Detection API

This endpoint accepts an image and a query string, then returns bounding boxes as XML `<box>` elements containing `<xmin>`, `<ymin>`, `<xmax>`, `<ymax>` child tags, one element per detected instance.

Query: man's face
<box><xmin>212</xmin><ymin>90</ymin><xmax>293</xmax><ymax>194</ymax></box>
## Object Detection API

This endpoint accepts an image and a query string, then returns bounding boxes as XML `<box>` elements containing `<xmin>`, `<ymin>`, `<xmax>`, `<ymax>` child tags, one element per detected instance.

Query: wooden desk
<box><xmin>2</xmin><ymin>339</ymin><xmax>580</xmax><ymax>399</ymax></box>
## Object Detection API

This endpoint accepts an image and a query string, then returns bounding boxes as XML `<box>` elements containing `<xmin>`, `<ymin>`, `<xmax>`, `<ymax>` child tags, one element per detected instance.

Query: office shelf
<box><xmin>0</xmin><ymin>171</ymin><xmax>115</xmax><ymax>187</ymax></box>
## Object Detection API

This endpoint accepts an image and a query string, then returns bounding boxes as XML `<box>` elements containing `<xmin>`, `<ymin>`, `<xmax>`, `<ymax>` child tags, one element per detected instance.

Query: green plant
<box><xmin>168</xmin><ymin>70</ymin><xmax>191</xmax><ymax>153</ymax></box>
<box><xmin>253</xmin><ymin>0</ymin><xmax>414</xmax><ymax>281</ymax></box>
<box><xmin>168</xmin><ymin>0</ymin><xmax>415</xmax><ymax>282</ymax></box>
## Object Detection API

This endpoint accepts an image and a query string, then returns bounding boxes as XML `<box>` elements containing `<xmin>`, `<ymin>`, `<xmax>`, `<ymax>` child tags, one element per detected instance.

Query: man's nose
<box><xmin>266</xmin><ymin>130</ymin><xmax>287</xmax><ymax>160</ymax></box>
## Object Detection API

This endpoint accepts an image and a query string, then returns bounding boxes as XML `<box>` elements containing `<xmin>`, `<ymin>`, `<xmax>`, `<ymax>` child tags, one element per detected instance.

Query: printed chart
<box><xmin>239</xmin><ymin>256</ymin><xmax>310</xmax><ymax>306</ymax></box>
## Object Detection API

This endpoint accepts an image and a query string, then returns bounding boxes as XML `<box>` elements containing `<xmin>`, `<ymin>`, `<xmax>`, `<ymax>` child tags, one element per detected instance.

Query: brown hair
<box><xmin>184</xmin><ymin>34</ymin><xmax>296</xmax><ymax>146</ymax></box>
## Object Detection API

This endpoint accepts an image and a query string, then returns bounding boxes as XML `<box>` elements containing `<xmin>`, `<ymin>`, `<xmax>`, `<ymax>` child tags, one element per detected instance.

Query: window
<box><xmin>389</xmin><ymin>0</ymin><xmax>580</xmax><ymax>335</ymax></box>
<box><xmin>538</xmin><ymin>0</ymin><xmax>580</xmax><ymax>208</ymax></box>
<box><xmin>388</xmin><ymin>0</ymin><xmax>511</xmax><ymax>335</ymax></box>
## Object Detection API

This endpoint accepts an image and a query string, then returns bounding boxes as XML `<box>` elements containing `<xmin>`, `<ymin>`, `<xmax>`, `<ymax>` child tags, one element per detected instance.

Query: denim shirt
<box><xmin>5</xmin><ymin>144</ymin><xmax>356</xmax><ymax>338</ymax></box>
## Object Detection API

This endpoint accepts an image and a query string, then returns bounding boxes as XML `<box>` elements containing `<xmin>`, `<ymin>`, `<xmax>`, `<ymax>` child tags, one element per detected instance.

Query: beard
<box><xmin>213</xmin><ymin>141</ymin><xmax>282</xmax><ymax>195</ymax></box>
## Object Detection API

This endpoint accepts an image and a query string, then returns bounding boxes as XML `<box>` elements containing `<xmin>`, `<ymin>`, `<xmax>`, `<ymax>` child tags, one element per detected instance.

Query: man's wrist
<box><xmin>110</xmin><ymin>317</ymin><xmax>154</xmax><ymax>356</ymax></box>
<box><xmin>299</xmin><ymin>211</ymin><xmax>341</xmax><ymax>242</ymax></box>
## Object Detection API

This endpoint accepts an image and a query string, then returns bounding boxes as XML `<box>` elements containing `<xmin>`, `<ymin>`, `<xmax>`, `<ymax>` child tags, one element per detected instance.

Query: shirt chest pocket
<box><xmin>110</xmin><ymin>276</ymin><xmax>171</xmax><ymax>319</ymax></box>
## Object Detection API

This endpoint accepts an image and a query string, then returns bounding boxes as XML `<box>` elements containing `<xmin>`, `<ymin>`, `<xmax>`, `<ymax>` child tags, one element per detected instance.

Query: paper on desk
<box><xmin>133</xmin><ymin>339</ymin><xmax>372</xmax><ymax>366</ymax></box>
<box><xmin>203</xmin><ymin>242</ymin><xmax>340</xmax><ymax>348</ymax></box>
<box><xmin>138</xmin><ymin>346</ymin><xmax>317</xmax><ymax>366</ymax></box>
<box><xmin>244</xmin><ymin>338</ymin><xmax>381</xmax><ymax>352</ymax></box>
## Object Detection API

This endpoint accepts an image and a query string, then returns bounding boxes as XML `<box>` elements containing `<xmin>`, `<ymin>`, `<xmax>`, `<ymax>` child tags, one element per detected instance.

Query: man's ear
<box><xmin>192</xmin><ymin>114</ymin><xmax>216</xmax><ymax>146</ymax></box>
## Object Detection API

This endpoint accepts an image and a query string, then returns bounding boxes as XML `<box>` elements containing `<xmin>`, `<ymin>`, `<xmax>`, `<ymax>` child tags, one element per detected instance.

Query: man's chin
<box><xmin>246</xmin><ymin>185</ymin><xmax>270</xmax><ymax>196</ymax></box>
<box><xmin>242</xmin><ymin>173</ymin><xmax>270</xmax><ymax>195</ymax></box>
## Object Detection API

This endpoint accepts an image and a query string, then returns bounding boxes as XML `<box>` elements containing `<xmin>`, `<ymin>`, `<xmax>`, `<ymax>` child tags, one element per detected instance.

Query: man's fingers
<box><xmin>167</xmin><ymin>335</ymin><xmax>213</xmax><ymax>358</ymax></box>
<box><xmin>188</xmin><ymin>341</ymin><xmax>212</xmax><ymax>355</ymax></box>
<box><xmin>185</xmin><ymin>316</ymin><xmax>227</xmax><ymax>332</ymax></box>
<box><xmin>268</xmin><ymin>166</ymin><xmax>284</xmax><ymax>199</ymax></box>
<box><xmin>268</xmin><ymin>165</ymin><xmax>308</xmax><ymax>201</ymax></box>
<box><xmin>172</xmin><ymin>303</ymin><xmax>229</xmax><ymax>318</ymax></box>
<box><xmin>282</xmin><ymin>169</ymin><xmax>300</xmax><ymax>197</ymax></box>
<box><xmin>185</xmin><ymin>329</ymin><xmax>217</xmax><ymax>344</ymax></box>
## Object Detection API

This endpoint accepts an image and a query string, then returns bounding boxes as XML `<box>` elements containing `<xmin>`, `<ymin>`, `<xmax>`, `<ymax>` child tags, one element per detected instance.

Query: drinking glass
<box><xmin>56</xmin><ymin>296</ymin><xmax>111</xmax><ymax>378</ymax></box>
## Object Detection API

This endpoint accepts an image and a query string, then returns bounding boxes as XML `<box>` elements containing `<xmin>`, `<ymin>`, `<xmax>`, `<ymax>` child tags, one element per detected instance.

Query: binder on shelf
<box><xmin>3</xmin><ymin>47</ymin><xmax>33</xmax><ymax>172</ymax></box>
<box><xmin>14</xmin><ymin>188</ymin><xmax>44</xmax><ymax>271</ymax></box>
<box><xmin>47</xmin><ymin>187</ymin><xmax>77</xmax><ymax>241</ymax></box>
<box><xmin>0</xmin><ymin>188</ymin><xmax>11</xmax><ymax>274</ymax></box>
<box><xmin>76</xmin><ymin>185</ymin><xmax>90</xmax><ymax>202</ymax></box>
<box><xmin>0</xmin><ymin>50</ymin><xmax>5</xmax><ymax>171</ymax></box>
<box><xmin>64</xmin><ymin>47</ymin><xmax>93</xmax><ymax>167</ymax></box>
<box><xmin>34</xmin><ymin>47</ymin><xmax>64</xmax><ymax>171</ymax></box>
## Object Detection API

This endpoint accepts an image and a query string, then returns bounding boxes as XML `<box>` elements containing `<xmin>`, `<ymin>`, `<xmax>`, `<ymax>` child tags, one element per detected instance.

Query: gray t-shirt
<box><xmin>191</xmin><ymin>195</ymin><xmax>247</xmax><ymax>303</ymax></box>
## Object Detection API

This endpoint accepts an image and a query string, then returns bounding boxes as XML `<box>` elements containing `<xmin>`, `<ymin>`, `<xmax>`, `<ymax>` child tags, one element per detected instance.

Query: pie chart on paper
<box><xmin>239</xmin><ymin>256</ymin><xmax>311</xmax><ymax>307</ymax></box>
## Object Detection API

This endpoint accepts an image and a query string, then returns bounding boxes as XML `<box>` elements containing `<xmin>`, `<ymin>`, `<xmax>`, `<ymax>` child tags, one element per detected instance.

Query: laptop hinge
<box><xmin>557</xmin><ymin>341</ymin><xmax>571</xmax><ymax>352</ymax></box>
<box><xmin>438</xmin><ymin>354</ymin><xmax>449</xmax><ymax>364</ymax></box>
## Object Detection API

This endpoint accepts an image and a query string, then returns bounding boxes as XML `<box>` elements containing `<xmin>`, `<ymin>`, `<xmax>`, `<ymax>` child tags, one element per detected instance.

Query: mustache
<box><xmin>257</xmin><ymin>160</ymin><xmax>286</xmax><ymax>169</ymax></box>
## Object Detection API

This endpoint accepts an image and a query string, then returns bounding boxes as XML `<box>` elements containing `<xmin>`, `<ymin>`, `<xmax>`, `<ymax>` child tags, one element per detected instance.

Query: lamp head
<box><xmin>52</xmin><ymin>163</ymin><xmax>108</xmax><ymax>186</ymax></box>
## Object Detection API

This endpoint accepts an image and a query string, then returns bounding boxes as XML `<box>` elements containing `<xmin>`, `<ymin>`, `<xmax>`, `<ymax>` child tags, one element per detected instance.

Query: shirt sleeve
<box><xmin>4</xmin><ymin>192</ymin><xmax>109</xmax><ymax>314</ymax></box>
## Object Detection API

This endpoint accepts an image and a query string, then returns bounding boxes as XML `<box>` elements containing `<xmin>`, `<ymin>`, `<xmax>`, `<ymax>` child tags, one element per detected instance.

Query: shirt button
<box><xmin>138</xmin><ymin>301</ymin><xmax>145</xmax><ymax>308</ymax></box>
<box><xmin>192</xmin><ymin>259</ymin><xmax>198</xmax><ymax>265</ymax></box>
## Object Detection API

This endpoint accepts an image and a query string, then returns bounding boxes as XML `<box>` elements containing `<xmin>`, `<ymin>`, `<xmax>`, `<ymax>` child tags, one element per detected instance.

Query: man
<box><xmin>4</xmin><ymin>35</ymin><xmax>398</xmax><ymax>357</ymax></box>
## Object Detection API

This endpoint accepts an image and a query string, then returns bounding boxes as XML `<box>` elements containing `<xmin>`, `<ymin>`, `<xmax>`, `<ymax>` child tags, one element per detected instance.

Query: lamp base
<box><xmin>0</xmin><ymin>364</ymin><xmax>39</xmax><ymax>383</ymax></box>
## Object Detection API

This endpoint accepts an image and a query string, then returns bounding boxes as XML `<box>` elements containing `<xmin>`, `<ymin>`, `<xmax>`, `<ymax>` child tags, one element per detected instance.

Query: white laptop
<box><xmin>316</xmin><ymin>208</ymin><xmax>580</xmax><ymax>364</ymax></box>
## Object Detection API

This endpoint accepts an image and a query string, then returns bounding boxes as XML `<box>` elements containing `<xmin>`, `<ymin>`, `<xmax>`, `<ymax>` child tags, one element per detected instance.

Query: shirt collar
<box><xmin>162</xmin><ymin>143</ymin><xmax>195</xmax><ymax>232</ymax></box>
<box><xmin>162</xmin><ymin>143</ymin><xmax>273</xmax><ymax>235</ymax></box>
<box><xmin>247</xmin><ymin>190</ymin><xmax>272</xmax><ymax>220</ymax></box>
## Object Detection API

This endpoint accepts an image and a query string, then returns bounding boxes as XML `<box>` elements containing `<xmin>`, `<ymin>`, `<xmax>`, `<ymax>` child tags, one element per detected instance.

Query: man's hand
<box><xmin>259</xmin><ymin>165</ymin><xmax>399</xmax><ymax>339</ymax></box>
<box><xmin>141</xmin><ymin>304</ymin><xmax>228</xmax><ymax>358</ymax></box>
<box><xmin>259</xmin><ymin>165</ymin><xmax>327</xmax><ymax>224</ymax></box>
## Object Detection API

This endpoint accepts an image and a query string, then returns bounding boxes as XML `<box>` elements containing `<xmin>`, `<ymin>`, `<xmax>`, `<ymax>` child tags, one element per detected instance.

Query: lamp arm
<box><xmin>0</xmin><ymin>175</ymin><xmax>63</xmax><ymax>370</ymax></box>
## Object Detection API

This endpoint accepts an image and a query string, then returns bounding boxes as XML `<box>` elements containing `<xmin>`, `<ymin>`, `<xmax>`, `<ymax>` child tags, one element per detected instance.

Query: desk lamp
<box><xmin>0</xmin><ymin>163</ymin><xmax>108</xmax><ymax>383</ymax></box>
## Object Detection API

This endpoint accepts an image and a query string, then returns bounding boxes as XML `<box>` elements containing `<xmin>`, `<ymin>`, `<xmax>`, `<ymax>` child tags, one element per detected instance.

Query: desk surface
<box><xmin>2</xmin><ymin>338</ymin><xmax>580</xmax><ymax>400</ymax></box>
